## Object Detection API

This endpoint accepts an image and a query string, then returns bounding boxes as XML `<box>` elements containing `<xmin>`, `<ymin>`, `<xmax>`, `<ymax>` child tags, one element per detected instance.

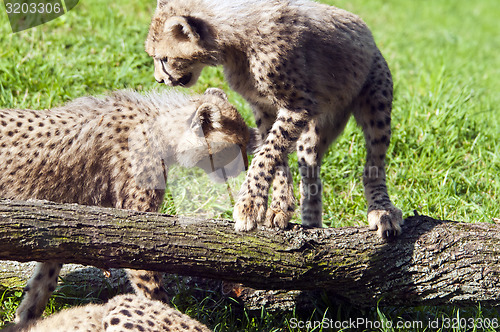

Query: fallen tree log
<box><xmin>0</xmin><ymin>198</ymin><xmax>499</xmax><ymax>307</ymax></box>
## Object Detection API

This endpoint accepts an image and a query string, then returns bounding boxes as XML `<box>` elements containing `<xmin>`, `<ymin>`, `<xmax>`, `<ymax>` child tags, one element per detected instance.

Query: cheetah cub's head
<box><xmin>145</xmin><ymin>1</ymin><xmax>219</xmax><ymax>88</ymax></box>
<box><xmin>184</xmin><ymin>88</ymin><xmax>260</xmax><ymax>183</ymax></box>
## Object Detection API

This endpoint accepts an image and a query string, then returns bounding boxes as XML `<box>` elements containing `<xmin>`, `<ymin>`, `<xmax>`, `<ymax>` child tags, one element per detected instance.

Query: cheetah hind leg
<box><xmin>368</xmin><ymin>207</ymin><xmax>403</xmax><ymax>239</ymax></box>
<box><xmin>263</xmin><ymin>158</ymin><xmax>295</xmax><ymax>229</ymax></box>
<box><xmin>353</xmin><ymin>51</ymin><xmax>403</xmax><ymax>239</ymax></box>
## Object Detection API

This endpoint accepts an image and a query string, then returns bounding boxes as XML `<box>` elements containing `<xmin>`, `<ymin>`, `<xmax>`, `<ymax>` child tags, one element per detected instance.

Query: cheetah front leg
<box><xmin>263</xmin><ymin>157</ymin><xmax>296</xmax><ymax>229</ymax></box>
<box><xmin>234</xmin><ymin>109</ymin><xmax>307</xmax><ymax>231</ymax></box>
<box><xmin>15</xmin><ymin>262</ymin><xmax>62</xmax><ymax>323</ymax></box>
<box><xmin>238</xmin><ymin>103</ymin><xmax>296</xmax><ymax>230</ymax></box>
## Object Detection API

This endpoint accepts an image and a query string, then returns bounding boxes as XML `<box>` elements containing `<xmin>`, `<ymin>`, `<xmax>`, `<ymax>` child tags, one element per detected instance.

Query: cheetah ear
<box><xmin>156</xmin><ymin>0</ymin><xmax>169</xmax><ymax>9</ymax></box>
<box><xmin>204</xmin><ymin>88</ymin><xmax>228</xmax><ymax>101</ymax></box>
<box><xmin>191</xmin><ymin>103</ymin><xmax>222</xmax><ymax>132</ymax></box>
<box><xmin>247</xmin><ymin>128</ymin><xmax>263</xmax><ymax>155</ymax></box>
<box><xmin>164</xmin><ymin>16</ymin><xmax>200</xmax><ymax>43</ymax></box>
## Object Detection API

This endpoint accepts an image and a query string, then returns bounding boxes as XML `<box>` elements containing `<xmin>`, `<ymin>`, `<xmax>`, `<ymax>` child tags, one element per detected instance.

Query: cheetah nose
<box><xmin>155</xmin><ymin>77</ymin><xmax>164</xmax><ymax>84</ymax></box>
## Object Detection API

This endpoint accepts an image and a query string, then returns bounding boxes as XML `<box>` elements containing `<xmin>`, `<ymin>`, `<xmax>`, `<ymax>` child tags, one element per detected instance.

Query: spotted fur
<box><xmin>145</xmin><ymin>0</ymin><xmax>403</xmax><ymax>236</ymax></box>
<box><xmin>5</xmin><ymin>294</ymin><xmax>212</xmax><ymax>332</ymax></box>
<box><xmin>0</xmin><ymin>88</ymin><xmax>254</xmax><ymax>324</ymax></box>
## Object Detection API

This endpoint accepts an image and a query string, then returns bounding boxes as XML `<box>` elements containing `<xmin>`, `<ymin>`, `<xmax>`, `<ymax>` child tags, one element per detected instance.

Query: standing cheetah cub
<box><xmin>0</xmin><ymin>88</ymin><xmax>255</xmax><ymax>324</ymax></box>
<box><xmin>146</xmin><ymin>0</ymin><xmax>403</xmax><ymax>237</ymax></box>
<box><xmin>5</xmin><ymin>294</ymin><xmax>212</xmax><ymax>332</ymax></box>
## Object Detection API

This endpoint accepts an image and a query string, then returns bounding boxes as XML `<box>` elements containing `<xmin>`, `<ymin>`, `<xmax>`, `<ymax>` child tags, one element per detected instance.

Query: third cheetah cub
<box><xmin>6</xmin><ymin>294</ymin><xmax>212</xmax><ymax>332</ymax></box>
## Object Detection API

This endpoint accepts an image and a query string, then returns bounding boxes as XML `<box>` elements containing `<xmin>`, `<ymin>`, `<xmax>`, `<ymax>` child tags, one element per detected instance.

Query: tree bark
<box><xmin>0</xmin><ymin>198</ymin><xmax>499</xmax><ymax>308</ymax></box>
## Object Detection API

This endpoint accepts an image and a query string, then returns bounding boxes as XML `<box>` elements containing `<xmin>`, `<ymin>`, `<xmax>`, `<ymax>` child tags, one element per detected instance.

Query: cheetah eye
<box><xmin>159</xmin><ymin>57</ymin><xmax>168</xmax><ymax>63</ymax></box>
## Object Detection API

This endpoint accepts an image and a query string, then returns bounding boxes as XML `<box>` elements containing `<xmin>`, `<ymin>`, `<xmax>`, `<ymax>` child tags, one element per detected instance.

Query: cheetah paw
<box><xmin>368</xmin><ymin>208</ymin><xmax>403</xmax><ymax>239</ymax></box>
<box><xmin>233</xmin><ymin>196</ymin><xmax>266</xmax><ymax>232</ymax></box>
<box><xmin>263</xmin><ymin>208</ymin><xmax>292</xmax><ymax>229</ymax></box>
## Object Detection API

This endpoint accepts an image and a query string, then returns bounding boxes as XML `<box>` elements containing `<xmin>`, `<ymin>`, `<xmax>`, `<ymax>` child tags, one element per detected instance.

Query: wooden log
<box><xmin>0</xmin><ymin>198</ymin><xmax>499</xmax><ymax>307</ymax></box>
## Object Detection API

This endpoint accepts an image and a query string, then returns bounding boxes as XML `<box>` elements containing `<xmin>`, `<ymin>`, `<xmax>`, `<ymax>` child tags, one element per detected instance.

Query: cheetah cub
<box><xmin>5</xmin><ymin>294</ymin><xmax>212</xmax><ymax>332</ymax></box>
<box><xmin>146</xmin><ymin>0</ymin><xmax>403</xmax><ymax>237</ymax></box>
<box><xmin>0</xmin><ymin>88</ymin><xmax>256</xmax><ymax>324</ymax></box>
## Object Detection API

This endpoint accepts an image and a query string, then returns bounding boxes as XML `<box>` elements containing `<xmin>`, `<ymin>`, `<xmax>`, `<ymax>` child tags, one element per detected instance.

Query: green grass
<box><xmin>1</xmin><ymin>0</ymin><xmax>499</xmax><ymax>330</ymax></box>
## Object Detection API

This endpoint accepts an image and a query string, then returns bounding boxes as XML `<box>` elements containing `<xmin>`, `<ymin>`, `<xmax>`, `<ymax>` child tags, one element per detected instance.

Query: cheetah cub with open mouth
<box><xmin>146</xmin><ymin>0</ymin><xmax>403</xmax><ymax>237</ymax></box>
